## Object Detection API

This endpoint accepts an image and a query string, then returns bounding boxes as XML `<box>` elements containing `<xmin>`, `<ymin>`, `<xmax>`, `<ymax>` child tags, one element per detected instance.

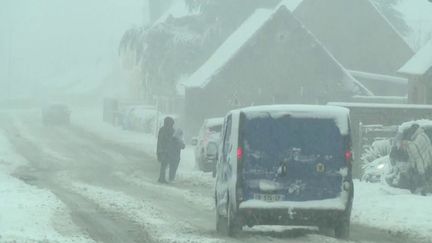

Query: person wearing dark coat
<box><xmin>157</xmin><ymin>117</ymin><xmax>175</xmax><ymax>183</ymax></box>
<box><xmin>168</xmin><ymin>129</ymin><xmax>186</xmax><ymax>181</ymax></box>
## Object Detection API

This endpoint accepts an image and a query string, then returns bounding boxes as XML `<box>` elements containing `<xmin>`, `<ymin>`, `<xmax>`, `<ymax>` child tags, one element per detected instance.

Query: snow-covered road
<box><xmin>0</xmin><ymin>109</ymin><xmax>431</xmax><ymax>243</ymax></box>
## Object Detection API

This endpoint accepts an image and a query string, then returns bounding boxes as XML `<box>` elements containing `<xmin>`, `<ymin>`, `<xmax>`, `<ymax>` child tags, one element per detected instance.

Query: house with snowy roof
<box><xmin>182</xmin><ymin>4</ymin><xmax>369</xmax><ymax>134</ymax></box>
<box><xmin>293</xmin><ymin>0</ymin><xmax>413</xmax><ymax>95</ymax></box>
<box><xmin>398</xmin><ymin>40</ymin><xmax>432</xmax><ymax>104</ymax></box>
<box><xmin>348</xmin><ymin>70</ymin><xmax>408</xmax><ymax>98</ymax></box>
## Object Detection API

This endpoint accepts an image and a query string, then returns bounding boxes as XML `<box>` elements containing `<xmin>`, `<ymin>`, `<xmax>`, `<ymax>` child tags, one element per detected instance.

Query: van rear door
<box><xmin>240</xmin><ymin>113</ymin><xmax>348</xmax><ymax>202</ymax></box>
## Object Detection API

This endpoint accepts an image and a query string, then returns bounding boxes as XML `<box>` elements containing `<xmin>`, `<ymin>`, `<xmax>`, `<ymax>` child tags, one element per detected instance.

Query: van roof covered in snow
<box><xmin>205</xmin><ymin>117</ymin><xmax>224</xmax><ymax>127</ymax></box>
<box><xmin>233</xmin><ymin>105</ymin><xmax>350</xmax><ymax>135</ymax></box>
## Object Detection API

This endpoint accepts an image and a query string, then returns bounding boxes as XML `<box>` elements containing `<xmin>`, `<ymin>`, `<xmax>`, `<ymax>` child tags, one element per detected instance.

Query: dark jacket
<box><xmin>157</xmin><ymin>125</ymin><xmax>174</xmax><ymax>162</ymax></box>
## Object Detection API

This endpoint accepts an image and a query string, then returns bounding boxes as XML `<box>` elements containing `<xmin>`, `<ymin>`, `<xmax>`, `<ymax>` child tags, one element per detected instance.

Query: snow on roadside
<box><xmin>352</xmin><ymin>180</ymin><xmax>432</xmax><ymax>241</ymax></box>
<box><xmin>73</xmin><ymin>108</ymin><xmax>216</xmax><ymax>187</ymax></box>
<box><xmin>115</xmin><ymin>171</ymin><xmax>215</xmax><ymax>211</ymax></box>
<box><xmin>0</xmin><ymin>131</ymin><xmax>94</xmax><ymax>243</ymax></box>
<box><xmin>69</xmin><ymin>182</ymin><xmax>223</xmax><ymax>243</ymax></box>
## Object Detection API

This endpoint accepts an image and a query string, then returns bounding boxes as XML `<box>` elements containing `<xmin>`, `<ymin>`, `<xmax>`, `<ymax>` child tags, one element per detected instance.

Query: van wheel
<box><xmin>318</xmin><ymin>225</ymin><xmax>333</xmax><ymax>236</ymax></box>
<box><xmin>212</xmin><ymin>164</ymin><xmax>216</xmax><ymax>178</ymax></box>
<box><xmin>216</xmin><ymin>209</ymin><xmax>227</xmax><ymax>234</ymax></box>
<box><xmin>334</xmin><ymin>216</ymin><xmax>350</xmax><ymax>239</ymax></box>
<box><xmin>227</xmin><ymin>201</ymin><xmax>242</xmax><ymax>236</ymax></box>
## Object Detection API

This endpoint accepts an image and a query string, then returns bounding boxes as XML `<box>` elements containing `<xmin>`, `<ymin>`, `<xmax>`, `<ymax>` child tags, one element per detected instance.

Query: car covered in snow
<box><xmin>192</xmin><ymin>117</ymin><xmax>224</xmax><ymax>175</ymax></box>
<box><xmin>42</xmin><ymin>104</ymin><xmax>71</xmax><ymax>125</ymax></box>
<box><xmin>215</xmin><ymin>105</ymin><xmax>353</xmax><ymax>239</ymax></box>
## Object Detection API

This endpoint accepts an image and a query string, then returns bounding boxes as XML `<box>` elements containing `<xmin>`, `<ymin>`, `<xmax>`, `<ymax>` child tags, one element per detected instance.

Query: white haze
<box><xmin>0</xmin><ymin>0</ymin><xmax>146</xmax><ymax>98</ymax></box>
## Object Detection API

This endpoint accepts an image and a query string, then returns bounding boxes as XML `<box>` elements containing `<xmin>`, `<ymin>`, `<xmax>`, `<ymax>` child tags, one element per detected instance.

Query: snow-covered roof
<box><xmin>368</xmin><ymin>0</ymin><xmax>408</xmax><ymax>50</ymax></box>
<box><xmin>183</xmin><ymin>3</ymin><xmax>364</xmax><ymax>96</ymax></box>
<box><xmin>328</xmin><ymin>102</ymin><xmax>432</xmax><ymax>109</ymax></box>
<box><xmin>398</xmin><ymin>39</ymin><xmax>432</xmax><ymax>76</ymax></box>
<box><xmin>238</xmin><ymin>104</ymin><xmax>349</xmax><ymax>115</ymax></box>
<box><xmin>183</xmin><ymin>8</ymin><xmax>274</xmax><ymax>88</ymax></box>
<box><xmin>294</xmin><ymin>0</ymin><xmax>413</xmax><ymax>76</ymax></box>
<box><xmin>234</xmin><ymin>105</ymin><xmax>350</xmax><ymax>135</ymax></box>
<box><xmin>277</xmin><ymin>0</ymin><xmax>304</xmax><ymax>12</ymax></box>
<box><xmin>205</xmin><ymin>117</ymin><xmax>224</xmax><ymax>127</ymax></box>
<box><xmin>349</xmin><ymin>70</ymin><xmax>408</xmax><ymax>85</ymax></box>
<box><xmin>352</xmin><ymin>95</ymin><xmax>408</xmax><ymax>104</ymax></box>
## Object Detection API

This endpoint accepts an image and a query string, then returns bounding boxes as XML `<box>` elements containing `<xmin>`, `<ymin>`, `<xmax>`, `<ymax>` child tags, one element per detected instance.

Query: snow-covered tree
<box><xmin>361</xmin><ymin>139</ymin><xmax>392</xmax><ymax>166</ymax></box>
<box><xmin>119</xmin><ymin>0</ymin><xmax>279</xmax><ymax>97</ymax></box>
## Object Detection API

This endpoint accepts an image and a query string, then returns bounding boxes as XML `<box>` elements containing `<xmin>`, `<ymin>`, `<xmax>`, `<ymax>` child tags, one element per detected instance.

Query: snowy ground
<box><xmin>1</xmin><ymin>107</ymin><xmax>432</xmax><ymax>243</ymax></box>
<box><xmin>0</xmin><ymin>128</ymin><xmax>94</xmax><ymax>243</ymax></box>
<box><xmin>352</xmin><ymin>181</ymin><xmax>432</xmax><ymax>242</ymax></box>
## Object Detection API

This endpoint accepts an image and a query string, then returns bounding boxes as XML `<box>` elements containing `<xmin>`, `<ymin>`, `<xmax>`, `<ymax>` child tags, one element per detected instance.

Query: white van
<box><xmin>215</xmin><ymin>105</ymin><xmax>354</xmax><ymax>239</ymax></box>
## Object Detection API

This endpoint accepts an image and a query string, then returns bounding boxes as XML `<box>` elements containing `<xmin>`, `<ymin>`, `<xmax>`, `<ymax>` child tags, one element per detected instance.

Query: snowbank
<box><xmin>352</xmin><ymin>180</ymin><xmax>432</xmax><ymax>241</ymax></box>
<box><xmin>0</xmin><ymin>132</ymin><xmax>93</xmax><ymax>243</ymax></box>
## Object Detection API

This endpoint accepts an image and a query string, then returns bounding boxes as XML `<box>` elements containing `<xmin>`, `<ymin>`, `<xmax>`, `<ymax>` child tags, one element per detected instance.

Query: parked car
<box><xmin>193</xmin><ymin>118</ymin><xmax>224</xmax><ymax>175</ymax></box>
<box><xmin>42</xmin><ymin>104</ymin><xmax>71</xmax><ymax>125</ymax></box>
<box><xmin>215</xmin><ymin>105</ymin><xmax>353</xmax><ymax>239</ymax></box>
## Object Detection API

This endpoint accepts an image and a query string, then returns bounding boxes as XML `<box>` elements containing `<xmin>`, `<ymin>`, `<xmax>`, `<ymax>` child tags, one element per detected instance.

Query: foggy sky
<box><xmin>0</xmin><ymin>0</ymin><xmax>146</xmax><ymax>97</ymax></box>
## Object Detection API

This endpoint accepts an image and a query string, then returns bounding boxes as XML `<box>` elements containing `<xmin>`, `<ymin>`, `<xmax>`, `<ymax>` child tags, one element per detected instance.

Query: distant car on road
<box><xmin>215</xmin><ymin>105</ymin><xmax>353</xmax><ymax>239</ymax></box>
<box><xmin>192</xmin><ymin>118</ymin><xmax>224</xmax><ymax>175</ymax></box>
<box><xmin>42</xmin><ymin>104</ymin><xmax>70</xmax><ymax>125</ymax></box>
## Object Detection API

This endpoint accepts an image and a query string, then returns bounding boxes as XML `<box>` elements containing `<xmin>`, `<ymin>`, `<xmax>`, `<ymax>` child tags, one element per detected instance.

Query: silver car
<box><xmin>192</xmin><ymin>118</ymin><xmax>224</xmax><ymax>176</ymax></box>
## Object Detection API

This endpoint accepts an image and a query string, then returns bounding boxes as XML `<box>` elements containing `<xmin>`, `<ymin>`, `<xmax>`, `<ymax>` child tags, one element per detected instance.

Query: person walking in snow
<box><xmin>157</xmin><ymin>116</ymin><xmax>175</xmax><ymax>183</ymax></box>
<box><xmin>168</xmin><ymin>128</ymin><xmax>185</xmax><ymax>181</ymax></box>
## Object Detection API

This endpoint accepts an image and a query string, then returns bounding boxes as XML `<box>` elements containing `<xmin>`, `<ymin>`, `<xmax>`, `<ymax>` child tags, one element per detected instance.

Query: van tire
<box><xmin>227</xmin><ymin>201</ymin><xmax>242</xmax><ymax>236</ymax></box>
<box><xmin>212</xmin><ymin>165</ymin><xmax>216</xmax><ymax>178</ymax></box>
<box><xmin>334</xmin><ymin>216</ymin><xmax>350</xmax><ymax>239</ymax></box>
<box><xmin>216</xmin><ymin>209</ymin><xmax>227</xmax><ymax>234</ymax></box>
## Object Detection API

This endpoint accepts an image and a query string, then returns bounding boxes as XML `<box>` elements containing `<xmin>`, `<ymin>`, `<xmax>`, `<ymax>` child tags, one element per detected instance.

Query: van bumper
<box><xmin>238</xmin><ymin>206</ymin><xmax>349</xmax><ymax>227</ymax></box>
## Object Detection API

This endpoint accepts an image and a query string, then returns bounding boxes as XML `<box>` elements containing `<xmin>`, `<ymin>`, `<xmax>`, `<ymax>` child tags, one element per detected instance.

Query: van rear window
<box><xmin>242</xmin><ymin>115</ymin><xmax>343</xmax><ymax>159</ymax></box>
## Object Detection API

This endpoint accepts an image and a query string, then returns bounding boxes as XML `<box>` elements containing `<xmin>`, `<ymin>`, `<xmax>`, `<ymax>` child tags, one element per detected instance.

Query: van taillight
<box><xmin>237</xmin><ymin>147</ymin><xmax>243</xmax><ymax>161</ymax></box>
<box><xmin>345</xmin><ymin>150</ymin><xmax>353</xmax><ymax>163</ymax></box>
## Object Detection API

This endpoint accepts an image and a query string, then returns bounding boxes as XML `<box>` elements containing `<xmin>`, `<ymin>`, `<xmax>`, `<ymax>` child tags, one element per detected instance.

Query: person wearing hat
<box><xmin>157</xmin><ymin>116</ymin><xmax>175</xmax><ymax>183</ymax></box>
